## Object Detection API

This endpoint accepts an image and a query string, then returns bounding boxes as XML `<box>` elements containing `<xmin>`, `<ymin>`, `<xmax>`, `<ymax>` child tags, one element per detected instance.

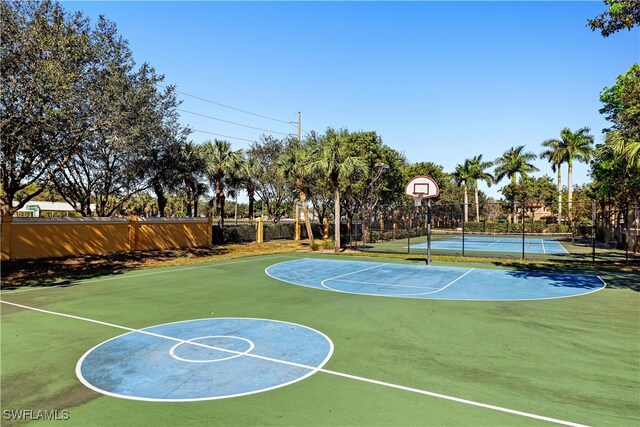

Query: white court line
<box><xmin>424</xmin><ymin>268</ymin><xmax>474</xmax><ymax>295</ymax></box>
<box><xmin>541</xmin><ymin>239</ymin><xmax>547</xmax><ymax>254</ymax></box>
<box><xmin>320</xmin><ymin>264</ymin><xmax>385</xmax><ymax>290</ymax></box>
<box><xmin>557</xmin><ymin>240</ymin><xmax>570</xmax><ymax>255</ymax></box>
<box><xmin>0</xmin><ymin>300</ymin><xmax>589</xmax><ymax>427</ymax></box>
<box><xmin>327</xmin><ymin>278</ymin><xmax>442</xmax><ymax>290</ymax></box>
<box><xmin>0</xmin><ymin>254</ymin><xmax>293</xmax><ymax>295</ymax></box>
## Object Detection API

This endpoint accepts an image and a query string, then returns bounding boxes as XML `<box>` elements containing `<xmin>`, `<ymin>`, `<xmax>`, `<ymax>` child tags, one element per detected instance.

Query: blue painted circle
<box><xmin>76</xmin><ymin>318</ymin><xmax>333</xmax><ymax>401</ymax></box>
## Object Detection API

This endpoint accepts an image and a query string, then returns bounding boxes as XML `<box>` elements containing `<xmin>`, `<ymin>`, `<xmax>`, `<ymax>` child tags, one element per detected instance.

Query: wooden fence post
<box><xmin>256</xmin><ymin>217</ymin><xmax>264</xmax><ymax>243</ymax></box>
<box><xmin>207</xmin><ymin>216</ymin><xmax>213</xmax><ymax>245</ymax></box>
<box><xmin>128</xmin><ymin>216</ymin><xmax>138</xmax><ymax>252</ymax></box>
<box><xmin>1</xmin><ymin>216</ymin><xmax>13</xmax><ymax>261</ymax></box>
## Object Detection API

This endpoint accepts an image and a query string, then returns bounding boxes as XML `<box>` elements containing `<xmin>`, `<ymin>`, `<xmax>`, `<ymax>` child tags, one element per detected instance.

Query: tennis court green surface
<box><xmin>1</xmin><ymin>253</ymin><xmax>638</xmax><ymax>426</ymax></box>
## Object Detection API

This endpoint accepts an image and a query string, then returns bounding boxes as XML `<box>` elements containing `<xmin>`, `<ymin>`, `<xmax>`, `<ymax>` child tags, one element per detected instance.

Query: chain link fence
<box><xmin>341</xmin><ymin>201</ymin><xmax>639</xmax><ymax>262</ymax></box>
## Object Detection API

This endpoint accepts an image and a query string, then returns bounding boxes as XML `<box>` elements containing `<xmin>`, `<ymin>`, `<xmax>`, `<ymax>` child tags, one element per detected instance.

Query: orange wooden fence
<box><xmin>0</xmin><ymin>216</ymin><xmax>213</xmax><ymax>260</ymax></box>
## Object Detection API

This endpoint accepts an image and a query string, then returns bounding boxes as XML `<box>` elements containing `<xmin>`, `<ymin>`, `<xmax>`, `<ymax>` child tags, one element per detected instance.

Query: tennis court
<box><xmin>1</xmin><ymin>253</ymin><xmax>638</xmax><ymax>426</ymax></box>
<box><xmin>410</xmin><ymin>234</ymin><xmax>569</xmax><ymax>255</ymax></box>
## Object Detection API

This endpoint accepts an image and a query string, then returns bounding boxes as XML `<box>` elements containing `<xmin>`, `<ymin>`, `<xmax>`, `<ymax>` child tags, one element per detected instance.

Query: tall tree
<box><xmin>142</xmin><ymin>84</ymin><xmax>191</xmax><ymax>217</ymax></box>
<box><xmin>277</xmin><ymin>145</ymin><xmax>315</xmax><ymax>244</ymax></box>
<box><xmin>1</xmin><ymin>0</ymin><xmax>93</xmax><ymax>215</ymax></box>
<box><xmin>600</xmin><ymin>64</ymin><xmax>640</xmax><ymax>143</ymax></box>
<box><xmin>311</xmin><ymin>130</ymin><xmax>365</xmax><ymax>252</ymax></box>
<box><xmin>237</xmin><ymin>155</ymin><xmax>258</xmax><ymax>221</ymax></box>
<box><xmin>452</xmin><ymin>160</ymin><xmax>473</xmax><ymax>223</ymax></box>
<box><xmin>561</xmin><ymin>127</ymin><xmax>595</xmax><ymax>220</ymax></box>
<box><xmin>248</xmin><ymin>135</ymin><xmax>292</xmax><ymax>223</ymax></box>
<box><xmin>588</xmin><ymin>0</ymin><xmax>640</xmax><ymax>37</ymax></box>
<box><xmin>201</xmin><ymin>139</ymin><xmax>243</xmax><ymax>228</ymax></box>
<box><xmin>467</xmin><ymin>155</ymin><xmax>494</xmax><ymax>222</ymax></box>
<box><xmin>494</xmin><ymin>146</ymin><xmax>539</xmax><ymax>222</ymax></box>
<box><xmin>177</xmin><ymin>142</ymin><xmax>207</xmax><ymax>217</ymax></box>
<box><xmin>540</xmin><ymin>136</ymin><xmax>568</xmax><ymax>221</ymax></box>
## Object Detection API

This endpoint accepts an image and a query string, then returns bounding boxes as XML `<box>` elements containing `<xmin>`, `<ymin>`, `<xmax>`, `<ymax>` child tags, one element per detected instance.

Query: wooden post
<box><xmin>207</xmin><ymin>216</ymin><xmax>213</xmax><ymax>245</ymax></box>
<box><xmin>256</xmin><ymin>217</ymin><xmax>264</xmax><ymax>243</ymax></box>
<box><xmin>1</xmin><ymin>216</ymin><xmax>13</xmax><ymax>261</ymax></box>
<box><xmin>128</xmin><ymin>216</ymin><xmax>138</xmax><ymax>252</ymax></box>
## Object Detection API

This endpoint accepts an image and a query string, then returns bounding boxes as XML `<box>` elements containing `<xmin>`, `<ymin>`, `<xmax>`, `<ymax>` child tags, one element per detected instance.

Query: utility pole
<box><xmin>294</xmin><ymin>112</ymin><xmax>301</xmax><ymax>237</ymax></box>
<box><xmin>297</xmin><ymin>111</ymin><xmax>301</xmax><ymax>143</ymax></box>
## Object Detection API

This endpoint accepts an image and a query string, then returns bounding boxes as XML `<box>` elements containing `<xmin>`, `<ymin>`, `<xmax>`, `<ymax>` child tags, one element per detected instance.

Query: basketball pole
<box><xmin>427</xmin><ymin>199</ymin><xmax>432</xmax><ymax>265</ymax></box>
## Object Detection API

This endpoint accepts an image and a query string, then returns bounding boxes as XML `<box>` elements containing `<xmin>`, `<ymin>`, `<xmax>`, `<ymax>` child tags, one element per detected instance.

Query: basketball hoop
<box><xmin>405</xmin><ymin>176</ymin><xmax>439</xmax><ymax>266</ymax></box>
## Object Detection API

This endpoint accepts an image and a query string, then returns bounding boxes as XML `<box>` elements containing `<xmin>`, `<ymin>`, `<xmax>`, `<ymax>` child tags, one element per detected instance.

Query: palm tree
<box><xmin>540</xmin><ymin>137</ymin><xmax>567</xmax><ymax>221</ymax></box>
<box><xmin>311</xmin><ymin>133</ymin><xmax>365</xmax><ymax>252</ymax></box>
<box><xmin>237</xmin><ymin>155</ymin><xmax>258</xmax><ymax>222</ymax></box>
<box><xmin>277</xmin><ymin>146</ymin><xmax>315</xmax><ymax>245</ymax></box>
<box><xmin>177</xmin><ymin>142</ymin><xmax>207</xmax><ymax>217</ymax></box>
<box><xmin>561</xmin><ymin>127</ymin><xmax>594</xmax><ymax>220</ymax></box>
<box><xmin>467</xmin><ymin>155</ymin><xmax>494</xmax><ymax>222</ymax></box>
<box><xmin>494</xmin><ymin>146</ymin><xmax>539</xmax><ymax>222</ymax></box>
<box><xmin>201</xmin><ymin>139</ymin><xmax>243</xmax><ymax>228</ymax></box>
<box><xmin>607</xmin><ymin>130</ymin><xmax>640</xmax><ymax>169</ymax></box>
<box><xmin>452</xmin><ymin>160</ymin><xmax>473</xmax><ymax>223</ymax></box>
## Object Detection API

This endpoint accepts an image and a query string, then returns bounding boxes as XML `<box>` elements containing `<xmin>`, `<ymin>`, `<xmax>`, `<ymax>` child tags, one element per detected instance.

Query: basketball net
<box><xmin>413</xmin><ymin>192</ymin><xmax>424</xmax><ymax>207</ymax></box>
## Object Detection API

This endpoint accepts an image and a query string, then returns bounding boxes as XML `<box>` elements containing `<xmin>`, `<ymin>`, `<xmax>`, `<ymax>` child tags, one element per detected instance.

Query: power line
<box><xmin>131</xmin><ymin>43</ymin><xmax>295</xmax><ymax>115</ymax></box>
<box><xmin>191</xmin><ymin>129</ymin><xmax>257</xmax><ymax>143</ymax></box>
<box><xmin>178</xmin><ymin>108</ymin><xmax>292</xmax><ymax>136</ymax></box>
<box><xmin>159</xmin><ymin>84</ymin><xmax>295</xmax><ymax>126</ymax></box>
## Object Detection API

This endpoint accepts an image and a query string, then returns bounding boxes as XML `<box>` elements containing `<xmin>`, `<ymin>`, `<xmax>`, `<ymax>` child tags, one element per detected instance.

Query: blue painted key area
<box><xmin>265</xmin><ymin>259</ymin><xmax>605</xmax><ymax>301</ymax></box>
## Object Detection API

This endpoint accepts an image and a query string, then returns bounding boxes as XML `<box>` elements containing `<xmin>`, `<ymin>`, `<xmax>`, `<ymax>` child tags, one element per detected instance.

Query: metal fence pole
<box><xmin>521</xmin><ymin>201</ymin><xmax>525</xmax><ymax>261</ymax></box>
<box><xmin>461</xmin><ymin>202</ymin><xmax>465</xmax><ymax>257</ymax></box>
<box><xmin>592</xmin><ymin>200</ymin><xmax>596</xmax><ymax>263</ymax></box>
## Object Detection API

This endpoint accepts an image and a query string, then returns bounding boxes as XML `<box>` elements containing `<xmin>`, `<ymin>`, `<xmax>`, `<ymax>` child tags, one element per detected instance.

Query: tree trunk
<box><xmin>463</xmin><ymin>185</ymin><xmax>469</xmax><ymax>223</ymax></box>
<box><xmin>153</xmin><ymin>181</ymin><xmax>166</xmax><ymax>217</ymax></box>
<box><xmin>568</xmin><ymin>161</ymin><xmax>573</xmax><ymax>221</ymax></box>
<box><xmin>300</xmin><ymin>191</ymin><xmax>314</xmax><ymax>244</ymax></box>
<box><xmin>215</xmin><ymin>179</ymin><xmax>223</xmax><ymax>228</ymax></box>
<box><xmin>557</xmin><ymin>168</ymin><xmax>562</xmax><ymax>221</ymax></box>
<box><xmin>474</xmin><ymin>180</ymin><xmax>480</xmax><ymax>222</ymax></box>
<box><xmin>248</xmin><ymin>187</ymin><xmax>255</xmax><ymax>222</ymax></box>
<box><xmin>334</xmin><ymin>186</ymin><xmax>341</xmax><ymax>252</ymax></box>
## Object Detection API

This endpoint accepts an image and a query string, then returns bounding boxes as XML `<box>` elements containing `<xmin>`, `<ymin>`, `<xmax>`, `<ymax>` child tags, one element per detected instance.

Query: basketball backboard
<box><xmin>404</xmin><ymin>176</ymin><xmax>439</xmax><ymax>199</ymax></box>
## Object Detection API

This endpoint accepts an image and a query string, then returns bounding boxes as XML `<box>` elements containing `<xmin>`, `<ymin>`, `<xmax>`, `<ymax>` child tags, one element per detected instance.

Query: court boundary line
<box><xmin>0</xmin><ymin>300</ymin><xmax>589</xmax><ymax>427</ymax></box>
<box><xmin>322</xmin><ymin>268</ymin><xmax>474</xmax><ymax>297</ymax></box>
<box><xmin>0</xmin><ymin>254</ymin><xmax>295</xmax><ymax>295</ymax></box>
<box><xmin>266</xmin><ymin>259</ymin><xmax>607</xmax><ymax>302</ymax></box>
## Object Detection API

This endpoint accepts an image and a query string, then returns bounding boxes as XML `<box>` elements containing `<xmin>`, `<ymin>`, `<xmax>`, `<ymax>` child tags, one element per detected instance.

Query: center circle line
<box><xmin>169</xmin><ymin>335</ymin><xmax>255</xmax><ymax>363</ymax></box>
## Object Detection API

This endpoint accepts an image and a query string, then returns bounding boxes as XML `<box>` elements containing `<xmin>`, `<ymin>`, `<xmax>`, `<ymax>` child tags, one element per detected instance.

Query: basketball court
<box><xmin>1</xmin><ymin>253</ymin><xmax>636</xmax><ymax>427</ymax></box>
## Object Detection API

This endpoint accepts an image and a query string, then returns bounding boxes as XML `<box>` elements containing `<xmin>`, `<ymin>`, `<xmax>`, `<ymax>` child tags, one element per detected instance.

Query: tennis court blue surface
<box><xmin>411</xmin><ymin>235</ymin><xmax>569</xmax><ymax>254</ymax></box>
<box><xmin>76</xmin><ymin>318</ymin><xmax>333</xmax><ymax>401</ymax></box>
<box><xmin>266</xmin><ymin>259</ymin><xmax>605</xmax><ymax>301</ymax></box>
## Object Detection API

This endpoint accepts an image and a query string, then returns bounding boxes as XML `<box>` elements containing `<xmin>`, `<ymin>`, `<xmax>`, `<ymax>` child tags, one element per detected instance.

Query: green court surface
<box><xmin>1</xmin><ymin>253</ymin><xmax>638</xmax><ymax>426</ymax></box>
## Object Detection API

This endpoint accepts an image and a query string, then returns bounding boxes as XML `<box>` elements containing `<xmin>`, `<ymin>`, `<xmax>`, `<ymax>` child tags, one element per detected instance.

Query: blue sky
<box><xmin>66</xmin><ymin>1</ymin><xmax>638</xmax><ymax>199</ymax></box>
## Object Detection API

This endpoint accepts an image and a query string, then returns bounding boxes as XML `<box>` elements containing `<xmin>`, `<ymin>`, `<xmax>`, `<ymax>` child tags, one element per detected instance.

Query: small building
<box><xmin>14</xmin><ymin>201</ymin><xmax>94</xmax><ymax>217</ymax></box>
